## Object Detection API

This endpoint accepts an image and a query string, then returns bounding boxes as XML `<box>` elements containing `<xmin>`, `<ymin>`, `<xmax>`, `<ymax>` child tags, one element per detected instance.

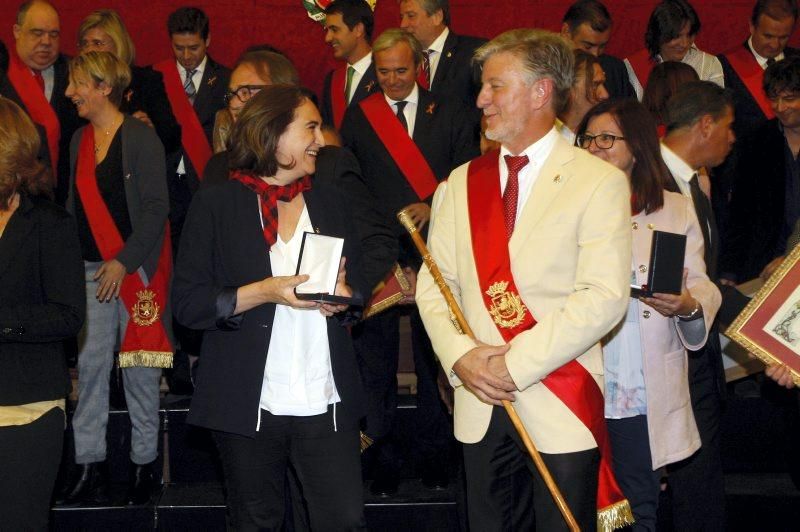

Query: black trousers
<box><xmin>353</xmin><ymin>307</ymin><xmax>451</xmax><ymax>467</ymax></box>
<box><xmin>665</xmin><ymin>347</ymin><xmax>725</xmax><ymax>531</ymax></box>
<box><xmin>462</xmin><ymin>406</ymin><xmax>599</xmax><ymax>532</ymax></box>
<box><xmin>0</xmin><ymin>407</ymin><xmax>64</xmax><ymax>531</ymax></box>
<box><xmin>607</xmin><ymin>415</ymin><xmax>661</xmax><ymax>532</ymax></box>
<box><xmin>212</xmin><ymin>408</ymin><xmax>365</xmax><ymax>532</ymax></box>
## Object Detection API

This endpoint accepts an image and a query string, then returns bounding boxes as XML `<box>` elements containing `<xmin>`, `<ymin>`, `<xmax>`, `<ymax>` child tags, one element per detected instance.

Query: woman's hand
<box><xmin>259</xmin><ymin>274</ymin><xmax>319</xmax><ymax>309</ymax></box>
<box><xmin>320</xmin><ymin>257</ymin><xmax>352</xmax><ymax>317</ymax></box>
<box><xmin>641</xmin><ymin>268</ymin><xmax>698</xmax><ymax>318</ymax></box>
<box><xmin>94</xmin><ymin>259</ymin><xmax>127</xmax><ymax>302</ymax></box>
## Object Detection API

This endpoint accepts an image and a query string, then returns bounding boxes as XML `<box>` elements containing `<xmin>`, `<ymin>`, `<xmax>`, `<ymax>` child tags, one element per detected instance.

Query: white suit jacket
<box><xmin>417</xmin><ymin>137</ymin><xmax>632</xmax><ymax>454</ymax></box>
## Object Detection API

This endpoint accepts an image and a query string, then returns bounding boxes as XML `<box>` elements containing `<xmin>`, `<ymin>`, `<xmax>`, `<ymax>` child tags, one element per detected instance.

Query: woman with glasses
<box><xmin>76</xmin><ymin>9</ymin><xmax>180</xmax><ymax>154</ymax></box>
<box><xmin>57</xmin><ymin>51</ymin><xmax>171</xmax><ymax>507</ymax></box>
<box><xmin>173</xmin><ymin>85</ymin><xmax>367</xmax><ymax>530</ymax></box>
<box><xmin>576</xmin><ymin>99</ymin><xmax>721</xmax><ymax>531</ymax></box>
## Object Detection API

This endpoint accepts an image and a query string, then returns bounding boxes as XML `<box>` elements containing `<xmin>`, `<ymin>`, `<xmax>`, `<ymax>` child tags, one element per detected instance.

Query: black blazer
<box><xmin>201</xmin><ymin>146</ymin><xmax>398</xmax><ymax>291</ymax></box>
<box><xmin>166</xmin><ymin>55</ymin><xmax>231</xmax><ymax>181</ymax></box>
<box><xmin>0</xmin><ymin>54</ymin><xmax>83</xmax><ymax>205</ymax></box>
<box><xmin>720</xmin><ymin>119</ymin><xmax>788</xmax><ymax>282</ymax></box>
<box><xmin>172</xmin><ymin>177</ymin><xmax>368</xmax><ymax>437</ymax></box>
<box><xmin>121</xmin><ymin>65</ymin><xmax>182</xmax><ymax>155</ymax></box>
<box><xmin>599</xmin><ymin>54</ymin><xmax>636</xmax><ymax>100</ymax></box>
<box><xmin>340</xmin><ymin>88</ymin><xmax>480</xmax><ymax>240</ymax></box>
<box><xmin>320</xmin><ymin>61</ymin><xmax>379</xmax><ymax>128</ymax></box>
<box><xmin>0</xmin><ymin>193</ymin><xmax>85</xmax><ymax>405</ymax></box>
<box><xmin>429</xmin><ymin>31</ymin><xmax>485</xmax><ymax>110</ymax></box>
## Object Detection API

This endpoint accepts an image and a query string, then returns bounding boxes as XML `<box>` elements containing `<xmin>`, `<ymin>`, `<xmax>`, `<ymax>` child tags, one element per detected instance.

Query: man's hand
<box><xmin>760</xmin><ymin>256</ymin><xmax>785</xmax><ymax>281</ymax></box>
<box><xmin>402</xmin><ymin>202</ymin><xmax>431</xmax><ymax>231</ymax></box>
<box><xmin>765</xmin><ymin>363</ymin><xmax>796</xmax><ymax>389</ymax></box>
<box><xmin>452</xmin><ymin>344</ymin><xmax>516</xmax><ymax>406</ymax></box>
<box><xmin>132</xmin><ymin>110</ymin><xmax>154</xmax><ymax>128</ymax></box>
<box><xmin>400</xmin><ymin>267</ymin><xmax>416</xmax><ymax>304</ymax></box>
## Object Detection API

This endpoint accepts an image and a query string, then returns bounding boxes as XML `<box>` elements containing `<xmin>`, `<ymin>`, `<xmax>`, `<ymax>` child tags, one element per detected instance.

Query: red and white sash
<box><xmin>725</xmin><ymin>46</ymin><xmax>775</xmax><ymax>120</ymax></box>
<box><xmin>359</xmin><ymin>92</ymin><xmax>439</xmax><ymax>201</ymax></box>
<box><xmin>7</xmin><ymin>52</ymin><xmax>60</xmax><ymax>184</ymax></box>
<box><xmin>466</xmin><ymin>150</ymin><xmax>633</xmax><ymax>530</ymax></box>
<box><xmin>76</xmin><ymin>126</ymin><xmax>173</xmax><ymax>368</ymax></box>
<box><xmin>153</xmin><ymin>60</ymin><xmax>212</xmax><ymax>177</ymax></box>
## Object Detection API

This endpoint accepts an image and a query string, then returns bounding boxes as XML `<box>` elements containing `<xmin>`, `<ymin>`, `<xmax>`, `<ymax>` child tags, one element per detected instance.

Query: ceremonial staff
<box><xmin>397</xmin><ymin>209</ymin><xmax>580</xmax><ymax>532</ymax></box>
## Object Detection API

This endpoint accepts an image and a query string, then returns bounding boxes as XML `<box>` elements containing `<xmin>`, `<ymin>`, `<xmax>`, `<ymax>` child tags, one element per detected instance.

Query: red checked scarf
<box><xmin>229</xmin><ymin>170</ymin><xmax>312</xmax><ymax>247</ymax></box>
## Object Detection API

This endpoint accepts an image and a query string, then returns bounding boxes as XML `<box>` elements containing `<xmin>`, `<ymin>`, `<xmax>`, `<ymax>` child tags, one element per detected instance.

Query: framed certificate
<box><xmin>726</xmin><ymin>244</ymin><xmax>800</xmax><ymax>387</ymax></box>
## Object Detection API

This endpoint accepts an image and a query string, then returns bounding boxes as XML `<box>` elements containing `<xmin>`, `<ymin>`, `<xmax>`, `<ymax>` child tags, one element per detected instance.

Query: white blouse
<box><xmin>626</xmin><ymin>44</ymin><xmax>725</xmax><ymax>100</ymax></box>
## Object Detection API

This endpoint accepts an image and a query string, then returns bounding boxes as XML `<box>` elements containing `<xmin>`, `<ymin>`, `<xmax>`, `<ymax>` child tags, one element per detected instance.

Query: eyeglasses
<box><xmin>577</xmin><ymin>133</ymin><xmax>625</xmax><ymax>150</ymax></box>
<box><xmin>78</xmin><ymin>38</ymin><xmax>111</xmax><ymax>50</ymax></box>
<box><xmin>224</xmin><ymin>85</ymin><xmax>267</xmax><ymax>105</ymax></box>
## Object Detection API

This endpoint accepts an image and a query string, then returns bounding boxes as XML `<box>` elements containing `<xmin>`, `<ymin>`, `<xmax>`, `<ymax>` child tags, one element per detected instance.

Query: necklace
<box><xmin>94</xmin><ymin>116</ymin><xmax>123</xmax><ymax>155</ymax></box>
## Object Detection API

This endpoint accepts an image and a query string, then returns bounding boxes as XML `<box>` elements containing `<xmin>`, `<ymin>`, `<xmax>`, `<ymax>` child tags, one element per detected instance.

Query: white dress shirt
<box><xmin>384</xmin><ymin>83</ymin><xmax>419</xmax><ymax>138</ymax></box>
<box><xmin>259</xmin><ymin>204</ymin><xmax>340</xmax><ymax>419</ymax></box>
<box><xmin>748</xmin><ymin>36</ymin><xmax>785</xmax><ymax>68</ymax></box>
<box><xmin>425</xmin><ymin>26</ymin><xmax>450</xmax><ymax>86</ymax></box>
<box><xmin>499</xmin><ymin>127</ymin><xmax>560</xmax><ymax>224</ymax></box>
<box><xmin>626</xmin><ymin>44</ymin><xmax>725</xmax><ymax>100</ymax></box>
<box><xmin>346</xmin><ymin>52</ymin><xmax>373</xmax><ymax>104</ymax></box>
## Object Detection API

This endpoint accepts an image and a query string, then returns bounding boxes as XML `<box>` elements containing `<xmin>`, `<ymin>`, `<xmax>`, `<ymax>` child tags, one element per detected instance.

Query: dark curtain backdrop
<box><xmin>1</xmin><ymin>1</ymin><xmax>796</xmax><ymax>99</ymax></box>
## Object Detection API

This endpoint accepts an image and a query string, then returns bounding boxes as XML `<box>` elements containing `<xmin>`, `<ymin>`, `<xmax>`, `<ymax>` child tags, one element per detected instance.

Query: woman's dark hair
<box><xmin>0</xmin><ymin>97</ymin><xmax>52</xmax><ymax>206</ymax></box>
<box><xmin>642</xmin><ymin>61</ymin><xmax>699</xmax><ymax>124</ymax></box>
<box><xmin>645</xmin><ymin>0</ymin><xmax>701</xmax><ymax>58</ymax></box>
<box><xmin>576</xmin><ymin>99</ymin><xmax>677</xmax><ymax>214</ymax></box>
<box><xmin>227</xmin><ymin>85</ymin><xmax>316</xmax><ymax>176</ymax></box>
<box><xmin>573</xmin><ymin>49</ymin><xmax>601</xmax><ymax>102</ymax></box>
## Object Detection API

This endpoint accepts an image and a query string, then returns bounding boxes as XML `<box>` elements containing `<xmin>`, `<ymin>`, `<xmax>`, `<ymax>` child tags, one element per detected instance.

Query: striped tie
<box><xmin>184</xmin><ymin>68</ymin><xmax>197</xmax><ymax>103</ymax></box>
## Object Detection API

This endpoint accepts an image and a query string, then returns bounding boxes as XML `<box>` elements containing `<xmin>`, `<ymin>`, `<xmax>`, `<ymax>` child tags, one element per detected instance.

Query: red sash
<box><xmin>76</xmin><ymin>126</ymin><xmax>173</xmax><ymax>368</ymax></box>
<box><xmin>331</xmin><ymin>66</ymin><xmax>347</xmax><ymax>130</ymax></box>
<box><xmin>153</xmin><ymin>60</ymin><xmax>212</xmax><ymax>178</ymax></box>
<box><xmin>725</xmin><ymin>46</ymin><xmax>775</xmax><ymax>120</ymax></box>
<box><xmin>359</xmin><ymin>92</ymin><xmax>439</xmax><ymax>201</ymax></box>
<box><xmin>7</xmin><ymin>52</ymin><xmax>60</xmax><ymax>184</ymax></box>
<box><xmin>466</xmin><ymin>150</ymin><xmax>633</xmax><ymax>529</ymax></box>
<box><xmin>627</xmin><ymin>48</ymin><xmax>656</xmax><ymax>90</ymax></box>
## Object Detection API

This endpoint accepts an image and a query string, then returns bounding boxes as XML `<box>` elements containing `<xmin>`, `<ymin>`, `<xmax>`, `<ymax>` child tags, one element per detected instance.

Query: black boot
<box><xmin>126</xmin><ymin>460</ymin><xmax>158</xmax><ymax>505</ymax></box>
<box><xmin>55</xmin><ymin>461</ymin><xmax>109</xmax><ymax>507</ymax></box>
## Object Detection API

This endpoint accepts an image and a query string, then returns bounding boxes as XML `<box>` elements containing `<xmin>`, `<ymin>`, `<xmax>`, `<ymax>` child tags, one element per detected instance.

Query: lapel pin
<box><xmin>365</xmin><ymin>80</ymin><xmax>375</xmax><ymax>92</ymax></box>
<box><xmin>207</xmin><ymin>75</ymin><xmax>217</xmax><ymax>87</ymax></box>
<box><xmin>124</xmin><ymin>89</ymin><xmax>133</xmax><ymax>103</ymax></box>
<box><xmin>315</xmin><ymin>227</ymin><xmax>321</xmax><ymax>234</ymax></box>
<box><xmin>426</xmin><ymin>102</ymin><xmax>436</xmax><ymax>115</ymax></box>
<box><xmin>553</xmin><ymin>174</ymin><xmax>561</xmax><ymax>183</ymax></box>
<box><xmin>446</xmin><ymin>51</ymin><xmax>452</xmax><ymax>58</ymax></box>
<box><xmin>124</xmin><ymin>173</ymin><xmax>131</xmax><ymax>180</ymax></box>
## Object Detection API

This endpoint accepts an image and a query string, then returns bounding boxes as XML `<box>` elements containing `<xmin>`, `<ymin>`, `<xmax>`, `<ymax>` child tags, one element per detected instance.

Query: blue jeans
<box><xmin>72</xmin><ymin>261</ymin><xmax>161</xmax><ymax>465</ymax></box>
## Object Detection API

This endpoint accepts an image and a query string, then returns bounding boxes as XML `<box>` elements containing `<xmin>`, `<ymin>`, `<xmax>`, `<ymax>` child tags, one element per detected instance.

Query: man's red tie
<box><xmin>503</xmin><ymin>154</ymin><xmax>529</xmax><ymax>238</ymax></box>
<box><xmin>417</xmin><ymin>50</ymin><xmax>431</xmax><ymax>90</ymax></box>
<box><xmin>33</xmin><ymin>69</ymin><xmax>45</xmax><ymax>93</ymax></box>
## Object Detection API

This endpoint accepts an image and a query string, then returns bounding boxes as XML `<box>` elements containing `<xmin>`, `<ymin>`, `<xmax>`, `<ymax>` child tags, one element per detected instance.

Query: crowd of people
<box><xmin>0</xmin><ymin>0</ymin><xmax>798</xmax><ymax>530</ymax></box>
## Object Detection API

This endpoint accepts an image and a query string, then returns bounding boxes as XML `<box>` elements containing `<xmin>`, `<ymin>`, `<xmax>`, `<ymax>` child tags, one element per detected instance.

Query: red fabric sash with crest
<box><xmin>359</xmin><ymin>92</ymin><xmax>439</xmax><ymax>201</ymax></box>
<box><xmin>153</xmin><ymin>60</ymin><xmax>212</xmax><ymax>178</ymax></box>
<box><xmin>7</xmin><ymin>52</ymin><xmax>60</xmax><ymax>184</ymax></box>
<box><xmin>466</xmin><ymin>150</ymin><xmax>632</xmax><ymax>529</ymax></box>
<box><xmin>627</xmin><ymin>48</ymin><xmax>656</xmax><ymax>90</ymax></box>
<box><xmin>75</xmin><ymin>126</ymin><xmax>173</xmax><ymax>368</ymax></box>
<box><xmin>725</xmin><ymin>46</ymin><xmax>775</xmax><ymax>120</ymax></box>
<box><xmin>331</xmin><ymin>66</ymin><xmax>347</xmax><ymax>130</ymax></box>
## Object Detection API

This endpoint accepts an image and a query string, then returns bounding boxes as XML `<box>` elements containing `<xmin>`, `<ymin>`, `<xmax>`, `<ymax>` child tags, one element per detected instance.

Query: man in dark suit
<box><xmin>155</xmin><ymin>7</ymin><xmax>230</xmax><ymax>395</ymax></box>
<box><xmin>659</xmin><ymin>81</ymin><xmax>736</xmax><ymax>531</ymax></box>
<box><xmin>715</xmin><ymin>0</ymin><xmax>798</xmax><ymax>241</ymax></box>
<box><xmin>721</xmin><ymin>57</ymin><xmax>800</xmax><ymax>284</ymax></box>
<box><xmin>399</xmin><ymin>0</ymin><xmax>485</xmax><ymax>117</ymax></box>
<box><xmin>1</xmin><ymin>0</ymin><xmax>81</xmax><ymax>205</ymax></box>
<box><xmin>320</xmin><ymin>0</ymin><xmax>379</xmax><ymax>130</ymax></box>
<box><xmin>560</xmin><ymin>0</ymin><xmax>636</xmax><ymax>100</ymax></box>
<box><xmin>341</xmin><ymin>28</ymin><xmax>479</xmax><ymax>496</ymax></box>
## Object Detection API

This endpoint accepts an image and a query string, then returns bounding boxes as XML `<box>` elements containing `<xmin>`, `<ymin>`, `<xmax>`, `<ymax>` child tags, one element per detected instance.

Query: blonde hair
<box><xmin>0</xmin><ymin>97</ymin><xmax>51</xmax><ymax>206</ymax></box>
<box><xmin>69</xmin><ymin>51</ymin><xmax>132</xmax><ymax>107</ymax></box>
<box><xmin>372</xmin><ymin>28</ymin><xmax>424</xmax><ymax>67</ymax></box>
<box><xmin>78</xmin><ymin>9</ymin><xmax>136</xmax><ymax>66</ymax></box>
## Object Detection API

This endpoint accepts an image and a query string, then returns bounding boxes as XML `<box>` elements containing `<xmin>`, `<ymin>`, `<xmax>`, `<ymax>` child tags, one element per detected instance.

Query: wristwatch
<box><xmin>677</xmin><ymin>299</ymin><xmax>703</xmax><ymax>321</ymax></box>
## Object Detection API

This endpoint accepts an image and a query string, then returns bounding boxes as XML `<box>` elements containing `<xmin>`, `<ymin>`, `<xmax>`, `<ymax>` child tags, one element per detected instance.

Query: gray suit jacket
<box><xmin>66</xmin><ymin>116</ymin><xmax>169</xmax><ymax>279</ymax></box>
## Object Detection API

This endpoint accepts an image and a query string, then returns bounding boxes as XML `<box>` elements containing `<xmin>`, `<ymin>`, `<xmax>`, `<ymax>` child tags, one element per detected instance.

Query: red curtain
<box><xmin>1</xmin><ymin>0</ymin><xmax>793</xmax><ymax>99</ymax></box>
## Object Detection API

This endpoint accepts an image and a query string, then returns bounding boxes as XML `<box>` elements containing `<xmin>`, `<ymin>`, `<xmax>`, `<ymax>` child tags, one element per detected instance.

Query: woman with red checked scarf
<box><xmin>173</xmin><ymin>85</ymin><xmax>368</xmax><ymax>531</ymax></box>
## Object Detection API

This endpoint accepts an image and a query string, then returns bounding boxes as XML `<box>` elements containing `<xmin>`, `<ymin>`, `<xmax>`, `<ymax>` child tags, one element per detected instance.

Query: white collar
<box><xmin>349</xmin><ymin>52</ymin><xmax>373</xmax><ymax>74</ymax></box>
<box><xmin>427</xmin><ymin>27</ymin><xmax>450</xmax><ymax>54</ymax></box>
<box><xmin>385</xmin><ymin>83</ymin><xmax>420</xmax><ymax>107</ymax></box>
<box><xmin>660</xmin><ymin>142</ymin><xmax>696</xmax><ymax>184</ymax></box>
<box><xmin>748</xmin><ymin>36</ymin><xmax>784</xmax><ymax>67</ymax></box>
<box><xmin>500</xmin><ymin>127</ymin><xmax>560</xmax><ymax>167</ymax></box>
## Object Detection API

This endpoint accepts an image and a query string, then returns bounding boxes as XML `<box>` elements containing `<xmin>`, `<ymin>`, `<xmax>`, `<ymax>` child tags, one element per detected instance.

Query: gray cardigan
<box><xmin>67</xmin><ymin>116</ymin><xmax>168</xmax><ymax>279</ymax></box>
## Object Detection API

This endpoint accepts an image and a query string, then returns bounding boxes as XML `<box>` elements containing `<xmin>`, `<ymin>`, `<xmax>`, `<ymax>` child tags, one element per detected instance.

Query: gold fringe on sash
<box><xmin>598</xmin><ymin>498</ymin><xmax>635</xmax><ymax>531</ymax></box>
<box><xmin>118</xmin><ymin>350</ymin><xmax>174</xmax><ymax>369</ymax></box>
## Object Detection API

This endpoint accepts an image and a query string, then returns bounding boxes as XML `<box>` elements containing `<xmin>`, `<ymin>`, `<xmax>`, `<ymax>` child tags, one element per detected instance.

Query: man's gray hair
<box><xmin>474</xmin><ymin>29</ymin><xmax>575</xmax><ymax>115</ymax></box>
<box><xmin>373</xmin><ymin>28</ymin><xmax>424</xmax><ymax>67</ymax></box>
